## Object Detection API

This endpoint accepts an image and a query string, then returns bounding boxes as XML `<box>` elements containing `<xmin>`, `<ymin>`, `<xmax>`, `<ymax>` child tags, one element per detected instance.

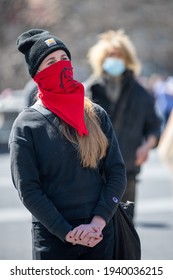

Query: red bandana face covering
<box><xmin>33</xmin><ymin>60</ymin><xmax>88</xmax><ymax>136</ymax></box>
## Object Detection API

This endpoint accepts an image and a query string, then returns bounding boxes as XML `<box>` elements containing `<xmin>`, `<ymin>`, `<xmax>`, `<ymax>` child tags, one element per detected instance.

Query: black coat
<box><xmin>88</xmin><ymin>71</ymin><xmax>161</xmax><ymax>174</ymax></box>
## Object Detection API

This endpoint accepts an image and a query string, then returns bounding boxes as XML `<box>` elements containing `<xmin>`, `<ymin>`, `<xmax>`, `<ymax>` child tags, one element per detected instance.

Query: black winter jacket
<box><xmin>9</xmin><ymin>103</ymin><xmax>126</xmax><ymax>242</ymax></box>
<box><xmin>88</xmin><ymin>71</ymin><xmax>161</xmax><ymax>174</ymax></box>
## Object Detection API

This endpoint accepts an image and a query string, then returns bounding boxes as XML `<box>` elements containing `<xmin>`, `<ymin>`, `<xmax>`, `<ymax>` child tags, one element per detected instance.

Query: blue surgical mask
<box><xmin>102</xmin><ymin>57</ymin><xmax>125</xmax><ymax>77</ymax></box>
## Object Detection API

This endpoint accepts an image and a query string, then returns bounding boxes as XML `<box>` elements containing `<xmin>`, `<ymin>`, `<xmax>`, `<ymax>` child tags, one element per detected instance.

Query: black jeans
<box><xmin>32</xmin><ymin>218</ymin><xmax>114</xmax><ymax>260</ymax></box>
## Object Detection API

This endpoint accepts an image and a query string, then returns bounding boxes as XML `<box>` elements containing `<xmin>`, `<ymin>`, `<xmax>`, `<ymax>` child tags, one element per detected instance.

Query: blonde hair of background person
<box><xmin>87</xmin><ymin>29</ymin><xmax>141</xmax><ymax>80</ymax></box>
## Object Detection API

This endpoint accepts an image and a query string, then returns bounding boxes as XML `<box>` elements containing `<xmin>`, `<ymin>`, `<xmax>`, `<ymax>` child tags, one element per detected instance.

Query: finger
<box><xmin>92</xmin><ymin>225</ymin><xmax>101</xmax><ymax>232</ymax></box>
<box><xmin>69</xmin><ymin>227</ymin><xmax>80</xmax><ymax>238</ymax></box>
<box><xmin>80</xmin><ymin>230</ymin><xmax>102</xmax><ymax>240</ymax></box>
<box><xmin>65</xmin><ymin>230</ymin><xmax>74</xmax><ymax>242</ymax></box>
<box><xmin>72</xmin><ymin>236</ymin><xmax>90</xmax><ymax>247</ymax></box>
<box><xmin>73</xmin><ymin>229</ymin><xmax>84</xmax><ymax>241</ymax></box>
<box><xmin>71</xmin><ymin>226</ymin><xmax>89</xmax><ymax>241</ymax></box>
<box><xmin>72</xmin><ymin>225</ymin><xmax>93</xmax><ymax>240</ymax></box>
<box><xmin>79</xmin><ymin>225</ymin><xmax>101</xmax><ymax>240</ymax></box>
<box><xmin>76</xmin><ymin>228</ymin><xmax>91</xmax><ymax>239</ymax></box>
<box><xmin>87</xmin><ymin>237</ymin><xmax>103</xmax><ymax>247</ymax></box>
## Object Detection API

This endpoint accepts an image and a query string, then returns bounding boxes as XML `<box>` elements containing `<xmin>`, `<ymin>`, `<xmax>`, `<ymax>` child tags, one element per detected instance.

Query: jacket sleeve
<box><xmin>9</xmin><ymin>116</ymin><xmax>72</xmax><ymax>242</ymax></box>
<box><xmin>92</xmin><ymin>106</ymin><xmax>127</xmax><ymax>223</ymax></box>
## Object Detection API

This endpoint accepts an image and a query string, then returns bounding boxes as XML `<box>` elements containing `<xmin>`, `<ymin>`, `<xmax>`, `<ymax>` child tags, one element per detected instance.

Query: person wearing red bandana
<box><xmin>9</xmin><ymin>29</ymin><xmax>126</xmax><ymax>260</ymax></box>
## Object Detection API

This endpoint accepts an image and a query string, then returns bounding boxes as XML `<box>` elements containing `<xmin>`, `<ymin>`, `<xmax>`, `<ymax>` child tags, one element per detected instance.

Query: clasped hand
<box><xmin>65</xmin><ymin>223</ymin><xmax>103</xmax><ymax>247</ymax></box>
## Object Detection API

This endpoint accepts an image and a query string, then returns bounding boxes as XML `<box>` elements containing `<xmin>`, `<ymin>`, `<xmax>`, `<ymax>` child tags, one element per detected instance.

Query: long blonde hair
<box><xmin>60</xmin><ymin>97</ymin><xmax>109</xmax><ymax>168</ymax></box>
<box><xmin>87</xmin><ymin>29</ymin><xmax>141</xmax><ymax>77</ymax></box>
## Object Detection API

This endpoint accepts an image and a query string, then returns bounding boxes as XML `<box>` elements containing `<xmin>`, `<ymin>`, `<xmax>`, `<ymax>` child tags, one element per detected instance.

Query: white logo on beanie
<box><xmin>44</xmin><ymin>38</ymin><xmax>57</xmax><ymax>47</ymax></box>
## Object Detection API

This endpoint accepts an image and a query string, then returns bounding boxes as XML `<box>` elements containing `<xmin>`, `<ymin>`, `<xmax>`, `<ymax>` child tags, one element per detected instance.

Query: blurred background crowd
<box><xmin>0</xmin><ymin>0</ymin><xmax>173</xmax><ymax>145</ymax></box>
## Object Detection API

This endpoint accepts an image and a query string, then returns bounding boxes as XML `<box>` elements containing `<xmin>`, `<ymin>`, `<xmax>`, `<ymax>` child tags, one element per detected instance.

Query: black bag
<box><xmin>113</xmin><ymin>202</ymin><xmax>141</xmax><ymax>260</ymax></box>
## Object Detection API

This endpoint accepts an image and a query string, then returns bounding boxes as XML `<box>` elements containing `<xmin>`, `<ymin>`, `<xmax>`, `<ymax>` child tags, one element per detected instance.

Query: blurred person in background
<box><xmin>84</xmin><ymin>29</ymin><xmax>161</xmax><ymax>219</ymax></box>
<box><xmin>22</xmin><ymin>79</ymin><xmax>38</xmax><ymax>107</ymax></box>
<box><xmin>145</xmin><ymin>73</ymin><xmax>166</xmax><ymax>127</ymax></box>
<box><xmin>153</xmin><ymin>76</ymin><xmax>173</xmax><ymax>127</ymax></box>
<box><xmin>9</xmin><ymin>29</ymin><xmax>126</xmax><ymax>260</ymax></box>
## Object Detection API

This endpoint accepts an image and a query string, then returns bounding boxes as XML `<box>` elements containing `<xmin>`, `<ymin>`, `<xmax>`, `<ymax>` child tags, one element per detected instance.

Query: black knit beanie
<box><xmin>16</xmin><ymin>29</ymin><xmax>71</xmax><ymax>77</ymax></box>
